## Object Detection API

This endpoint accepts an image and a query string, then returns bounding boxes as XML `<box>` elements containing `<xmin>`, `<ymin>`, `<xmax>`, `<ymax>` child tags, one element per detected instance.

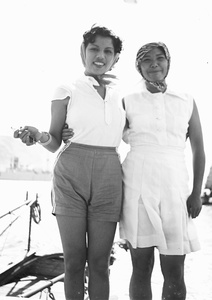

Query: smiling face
<box><xmin>139</xmin><ymin>47</ymin><xmax>169</xmax><ymax>82</ymax></box>
<box><xmin>84</xmin><ymin>35</ymin><xmax>116</xmax><ymax>76</ymax></box>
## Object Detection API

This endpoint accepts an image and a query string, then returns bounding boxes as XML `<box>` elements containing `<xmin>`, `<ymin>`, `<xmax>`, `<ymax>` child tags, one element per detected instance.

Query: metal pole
<box><xmin>20</xmin><ymin>273</ymin><xmax>65</xmax><ymax>298</ymax></box>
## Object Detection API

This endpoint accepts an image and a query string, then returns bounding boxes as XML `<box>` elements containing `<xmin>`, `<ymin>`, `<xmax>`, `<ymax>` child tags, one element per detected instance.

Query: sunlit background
<box><xmin>0</xmin><ymin>0</ymin><xmax>211</xmax><ymax>178</ymax></box>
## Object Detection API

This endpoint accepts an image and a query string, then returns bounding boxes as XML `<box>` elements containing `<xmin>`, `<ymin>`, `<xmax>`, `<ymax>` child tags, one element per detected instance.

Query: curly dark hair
<box><xmin>83</xmin><ymin>24</ymin><xmax>123</xmax><ymax>54</ymax></box>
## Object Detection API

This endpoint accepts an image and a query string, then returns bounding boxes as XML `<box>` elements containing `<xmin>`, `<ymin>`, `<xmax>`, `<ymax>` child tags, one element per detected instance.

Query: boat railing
<box><xmin>0</xmin><ymin>196</ymin><xmax>37</xmax><ymax>220</ymax></box>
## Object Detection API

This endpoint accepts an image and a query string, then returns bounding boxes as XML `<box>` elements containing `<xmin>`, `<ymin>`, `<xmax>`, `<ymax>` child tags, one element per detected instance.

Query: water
<box><xmin>0</xmin><ymin>180</ymin><xmax>212</xmax><ymax>299</ymax></box>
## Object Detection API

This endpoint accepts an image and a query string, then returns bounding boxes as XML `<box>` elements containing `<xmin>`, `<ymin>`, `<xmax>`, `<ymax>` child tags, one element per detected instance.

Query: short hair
<box><xmin>83</xmin><ymin>25</ymin><xmax>123</xmax><ymax>54</ymax></box>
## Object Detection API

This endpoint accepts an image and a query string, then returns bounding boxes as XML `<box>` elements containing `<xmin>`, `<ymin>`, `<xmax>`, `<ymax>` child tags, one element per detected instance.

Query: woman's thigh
<box><xmin>87</xmin><ymin>220</ymin><xmax>117</xmax><ymax>265</ymax></box>
<box><xmin>56</xmin><ymin>215</ymin><xmax>87</xmax><ymax>262</ymax></box>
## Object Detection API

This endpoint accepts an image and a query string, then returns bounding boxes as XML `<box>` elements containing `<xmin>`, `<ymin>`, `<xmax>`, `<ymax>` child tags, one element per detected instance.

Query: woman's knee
<box><xmin>160</xmin><ymin>255</ymin><xmax>185</xmax><ymax>281</ymax></box>
<box><xmin>130</xmin><ymin>247</ymin><xmax>155</xmax><ymax>276</ymax></box>
<box><xmin>64</xmin><ymin>253</ymin><xmax>87</xmax><ymax>276</ymax></box>
<box><xmin>89</xmin><ymin>256</ymin><xmax>110</xmax><ymax>275</ymax></box>
<box><xmin>98</xmin><ymin>255</ymin><xmax>110</xmax><ymax>269</ymax></box>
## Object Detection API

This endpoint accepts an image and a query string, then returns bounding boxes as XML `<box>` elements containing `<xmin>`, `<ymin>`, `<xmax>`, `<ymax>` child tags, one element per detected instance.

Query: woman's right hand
<box><xmin>13</xmin><ymin>126</ymin><xmax>41</xmax><ymax>146</ymax></box>
<box><xmin>62</xmin><ymin>124</ymin><xmax>74</xmax><ymax>143</ymax></box>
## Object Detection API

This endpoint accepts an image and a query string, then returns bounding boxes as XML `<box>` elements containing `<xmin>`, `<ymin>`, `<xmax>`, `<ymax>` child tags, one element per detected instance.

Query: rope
<box><xmin>31</xmin><ymin>201</ymin><xmax>41</xmax><ymax>224</ymax></box>
<box><xmin>47</xmin><ymin>287</ymin><xmax>56</xmax><ymax>300</ymax></box>
<box><xmin>0</xmin><ymin>215</ymin><xmax>20</xmax><ymax>237</ymax></box>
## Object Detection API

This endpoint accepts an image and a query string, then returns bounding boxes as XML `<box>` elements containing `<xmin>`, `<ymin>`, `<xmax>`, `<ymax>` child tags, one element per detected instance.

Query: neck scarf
<box><xmin>135</xmin><ymin>42</ymin><xmax>171</xmax><ymax>93</ymax></box>
<box><xmin>80</xmin><ymin>42</ymin><xmax>119</xmax><ymax>86</ymax></box>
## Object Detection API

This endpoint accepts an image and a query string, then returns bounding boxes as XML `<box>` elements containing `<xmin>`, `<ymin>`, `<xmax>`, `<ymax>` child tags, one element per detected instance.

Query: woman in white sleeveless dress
<box><xmin>119</xmin><ymin>42</ymin><xmax>205</xmax><ymax>300</ymax></box>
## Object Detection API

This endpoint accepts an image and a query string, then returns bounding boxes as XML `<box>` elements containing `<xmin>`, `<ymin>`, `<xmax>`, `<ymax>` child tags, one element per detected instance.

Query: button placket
<box><xmin>153</xmin><ymin>96</ymin><xmax>165</xmax><ymax>132</ymax></box>
<box><xmin>104</xmin><ymin>90</ymin><xmax>112</xmax><ymax>125</ymax></box>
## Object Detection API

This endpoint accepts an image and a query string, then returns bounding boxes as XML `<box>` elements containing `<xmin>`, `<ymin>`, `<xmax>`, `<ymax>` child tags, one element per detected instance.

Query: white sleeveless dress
<box><xmin>119</xmin><ymin>86</ymin><xmax>200</xmax><ymax>255</ymax></box>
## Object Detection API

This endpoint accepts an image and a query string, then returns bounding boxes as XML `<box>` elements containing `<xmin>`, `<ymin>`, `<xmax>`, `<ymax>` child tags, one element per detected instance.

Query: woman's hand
<box><xmin>62</xmin><ymin>124</ymin><xmax>74</xmax><ymax>143</ymax></box>
<box><xmin>186</xmin><ymin>192</ymin><xmax>202</xmax><ymax>218</ymax></box>
<box><xmin>187</xmin><ymin>100</ymin><xmax>205</xmax><ymax>218</ymax></box>
<box><xmin>13</xmin><ymin>126</ymin><xmax>41</xmax><ymax>146</ymax></box>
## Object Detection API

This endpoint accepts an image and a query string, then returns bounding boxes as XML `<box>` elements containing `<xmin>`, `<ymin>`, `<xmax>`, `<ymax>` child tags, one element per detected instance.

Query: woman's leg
<box><xmin>129</xmin><ymin>246</ymin><xmax>155</xmax><ymax>300</ymax></box>
<box><xmin>87</xmin><ymin>220</ymin><xmax>117</xmax><ymax>300</ymax></box>
<box><xmin>56</xmin><ymin>215</ymin><xmax>87</xmax><ymax>300</ymax></box>
<box><xmin>160</xmin><ymin>254</ymin><xmax>186</xmax><ymax>300</ymax></box>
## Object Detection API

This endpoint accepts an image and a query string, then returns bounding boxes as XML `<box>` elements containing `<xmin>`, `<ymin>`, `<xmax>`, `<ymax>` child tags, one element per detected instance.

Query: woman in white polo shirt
<box><xmin>14</xmin><ymin>25</ymin><xmax>125</xmax><ymax>300</ymax></box>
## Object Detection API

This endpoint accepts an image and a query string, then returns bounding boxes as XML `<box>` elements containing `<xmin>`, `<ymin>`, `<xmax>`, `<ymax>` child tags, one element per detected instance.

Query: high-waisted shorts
<box><xmin>52</xmin><ymin>142</ymin><xmax>123</xmax><ymax>222</ymax></box>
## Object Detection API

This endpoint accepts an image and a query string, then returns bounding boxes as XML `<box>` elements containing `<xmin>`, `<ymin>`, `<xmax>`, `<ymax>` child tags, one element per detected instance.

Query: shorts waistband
<box><xmin>69</xmin><ymin>142</ymin><xmax>117</xmax><ymax>152</ymax></box>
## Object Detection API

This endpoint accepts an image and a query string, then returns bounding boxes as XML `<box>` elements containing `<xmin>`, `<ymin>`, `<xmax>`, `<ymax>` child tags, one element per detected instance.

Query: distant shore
<box><xmin>0</xmin><ymin>169</ymin><xmax>52</xmax><ymax>181</ymax></box>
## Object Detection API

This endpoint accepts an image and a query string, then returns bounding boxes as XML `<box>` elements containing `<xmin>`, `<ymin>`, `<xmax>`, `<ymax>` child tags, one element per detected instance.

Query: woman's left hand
<box><xmin>186</xmin><ymin>193</ymin><xmax>202</xmax><ymax>218</ymax></box>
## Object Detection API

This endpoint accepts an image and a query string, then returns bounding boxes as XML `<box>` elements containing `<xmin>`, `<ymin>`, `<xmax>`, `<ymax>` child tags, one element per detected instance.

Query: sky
<box><xmin>0</xmin><ymin>0</ymin><xmax>211</xmax><ymax>172</ymax></box>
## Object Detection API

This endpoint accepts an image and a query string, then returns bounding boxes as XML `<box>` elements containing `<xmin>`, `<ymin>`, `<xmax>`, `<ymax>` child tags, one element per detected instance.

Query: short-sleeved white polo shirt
<box><xmin>52</xmin><ymin>75</ymin><xmax>126</xmax><ymax>147</ymax></box>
